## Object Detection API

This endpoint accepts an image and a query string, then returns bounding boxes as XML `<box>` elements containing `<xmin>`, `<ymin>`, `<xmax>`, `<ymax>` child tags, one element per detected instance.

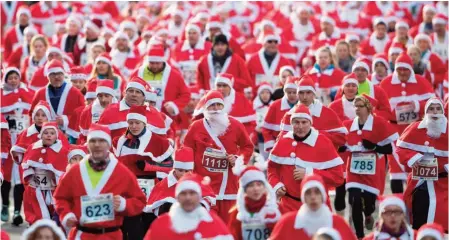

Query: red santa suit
<box><xmin>88</xmin><ymin>53</ymin><xmax>127</xmax><ymax>100</ymax></box>
<box><xmin>170</xmin><ymin>23</ymin><xmax>212</xmax><ymax>86</ymax></box>
<box><xmin>383</xmin><ymin>23</ymin><xmax>414</xmax><ymax>55</ymax></box>
<box><xmin>270</xmin><ymin>174</ymin><xmax>356</xmax><ymax>240</ymax></box>
<box><xmin>6</xmin><ymin>25</ymin><xmax>39</xmax><ymax>68</ymax></box>
<box><xmin>336</xmin><ymin>5</ymin><xmax>371</xmax><ymax>38</ymax></box>
<box><xmin>54</xmin><ymin>124</ymin><xmax>146</xmax><ymax>240</ymax></box>
<box><xmin>1</xmin><ymin>115</ymin><xmax>12</xmax><ymax>182</ymax></box>
<box><xmin>30</xmin><ymin>2</ymin><xmax>69</xmax><ymax>37</ymax></box>
<box><xmin>183</xmin><ymin>90</ymin><xmax>254</xmax><ymax>223</ymax></box>
<box><xmin>359</xmin><ymin>28</ymin><xmax>391</xmax><ymax>59</ymax></box>
<box><xmin>1</xmin><ymin>2</ymin><xmax>26</xmax><ymax>35</ymax></box>
<box><xmin>396</xmin><ymin>100</ymin><xmax>448</xmax><ymax>231</ymax></box>
<box><xmin>21</xmin><ymin>123</ymin><xmax>68</xmax><ymax>225</ymax></box>
<box><xmin>72</xmin><ymin>19</ymin><xmax>104</xmax><ymax>66</ymax></box>
<box><xmin>20</xmin><ymin>54</ymin><xmax>46</xmax><ymax>86</ymax></box>
<box><xmin>268</xmin><ymin>105</ymin><xmax>344</xmax><ymax>213</ymax></box>
<box><xmin>130</xmin><ymin>47</ymin><xmax>191</xmax><ymax>118</ymax></box>
<box><xmin>2</xmin><ymin>7</ymin><xmax>31</xmax><ymax>60</ymax></box>
<box><xmin>303</xmin><ymin>66</ymin><xmax>346</xmax><ymax>106</ymax></box>
<box><xmin>430</xmin><ymin>15</ymin><xmax>448</xmax><ymax>64</ymax></box>
<box><xmin>109</xmin><ymin>31</ymin><xmax>141</xmax><ymax>79</ymax></box>
<box><xmin>308</xmin><ymin>17</ymin><xmax>345</xmax><ymax>56</ymax></box>
<box><xmin>144</xmin><ymin>173</ymin><xmax>232</xmax><ymax>240</ymax></box>
<box><xmin>261</xmin><ymin>77</ymin><xmax>298</xmax><ymax>151</ymax></box>
<box><xmin>414</xmin><ymin>34</ymin><xmax>447</xmax><ymax>88</ymax></box>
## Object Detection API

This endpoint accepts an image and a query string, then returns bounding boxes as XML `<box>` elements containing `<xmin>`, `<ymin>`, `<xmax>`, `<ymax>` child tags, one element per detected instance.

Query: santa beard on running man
<box><xmin>204</xmin><ymin>109</ymin><xmax>230</xmax><ymax>137</ymax></box>
<box><xmin>423</xmin><ymin>113</ymin><xmax>447</xmax><ymax>139</ymax></box>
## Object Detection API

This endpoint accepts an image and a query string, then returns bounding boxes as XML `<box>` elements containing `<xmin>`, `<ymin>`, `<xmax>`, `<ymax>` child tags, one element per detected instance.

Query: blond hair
<box><xmin>354</xmin><ymin>95</ymin><xmax>373</xmax><ymax>113</ymax></box>
<box><xmin>30</xmin><ymin>34</ymin><xmax>49</xmax><ymax>55</ymax></box>
<box><xmin>315</xmin><ymin>46</ymin><xmax>338</xmax><ymax>68</ymax></box>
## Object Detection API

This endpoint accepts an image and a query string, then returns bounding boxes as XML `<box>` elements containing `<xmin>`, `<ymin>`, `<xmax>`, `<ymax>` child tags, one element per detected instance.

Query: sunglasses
<box><xmin>267</xmin><ymin>40</ymin><xmax>278</xmax><ymax>44</ymax></box>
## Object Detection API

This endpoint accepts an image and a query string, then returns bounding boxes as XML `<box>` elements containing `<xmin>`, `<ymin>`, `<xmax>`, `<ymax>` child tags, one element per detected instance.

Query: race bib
<box><xmin>256</xmin><ymin>108</ymin><xmax>268</xmax><ymax>128</ymax></box>
<box><xmin>395</xmin><ymin>104</ymin><xmax>418</xmax><ymax>125</ymax></box>
<box><xmin>7</xmin><ymin>115</ymin><xmax>29</xmax><ymax>134</ymax></box>
<box><xmin>138</xmin><ymin>179</ymin><xmax>155</xmax><ymax>199</ymax></box>
<box><xmin>32</xmin><ymin>169</ymin><xmax>56</xmax><ymax>190</ymax></box>
<box><xmin>350</xmin><ymin>153</ymin><xmax>376</xmax><ymax>175</ymax></box>
<box><xmin>180</xmin><ymin>61</ymin><xmax>197</xmax><ymax>85</ymax></box>
<box><xmin>202</xmin><ymin>148</ymin><xmax>228</xmax><ymax>172</ymax></box>
<box><xmin>242</xmin><ymin>219</ymin><xmax>270</xmax><ymax>240</ymax></box>
<box><xmin>81</xmin><ymin>193</ymin><xmax>114</xmax><ymax>224</ymax></box>
<box><xmin>412</xmin><ymin>158</ymin><xmax>438</xmax><ymax>181</ymax></box>
<box><xmin>148</xmin><ymin>80</ymin><xmax>164</xmax><ymax>109</ymax></box>
<box><xmin>255</xmin><ymin>74</ymin><xmax>278</xmax><ymax>86</ymax></box>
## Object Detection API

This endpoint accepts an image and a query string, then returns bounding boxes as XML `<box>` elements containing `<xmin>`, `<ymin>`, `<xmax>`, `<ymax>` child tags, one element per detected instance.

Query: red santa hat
<box><xmin>146</xmin><ymin>87</ymin><xmax>158</xmax><ymax>102</ymax></box>
<box><xmin>126</xmin><ymin>76</ymin><xmax>149</xmax><ymax>95</ymax></box>
<box><xmin>206</xmin><ymin>15</ymin><xmax>223</xmax><ymax>30</ymax></box>
<box><xmin>342</xmin><ymin>73</ymin><xmax>359</xmax><ymax>87</ymax></box>
<box><xmin>95</xmin><ymin>52</ymin><xmax>112</xmax><ymax>66</ymax></box>
<box><xmin>300</xmin><ymin>174</ymin><xmax>327</xmax><ymax>202</ymax></box>
<box><xmin>24</xmin><ymin>26</ymin><xmax>38</xmax><ymax>36</ymax></box>
<box><xmin>40</xmin><ymin>122</ymin><xmax>59</xmax><ymax>138</ymax></box>
<box><xmin>147</xmin><ymin>46</ymin><xmax>166</xmax><ymax>63</ymax></box>
<box><xmin>395</xmin><ymin>20</ymin><xmax>409</xmax><ymax>30</ymax></box>
<box><xmin>297</xmin><ymin>75</ymin><xmax>316</xmax><ymax>94</ymax></box>
<box><xmin>389</xmin><ymin>42</ymin><xmax>404</xmax><ymax>56</ymax></box>
<box><xmin>414</xmin><ymin>33</ymin><xmax>432</xmax><ymax>46</ymax></box>
<box><xmin>433</xmin><ymin>13</ymin><xmax>448</xmax><ymax>25</ymax></box>
<box><xmin>141</xmin><ymin>25</ymin><xmax>154</xmax><ymax>38</ymax></box>
<box><xmin>44</xmin><ymin>59</ymin><xmax>65</xmax><ymax>77</ymax></box>
<box><xmin>261</xmin><ymin>29</ymin><xmax>281</xmax><ymax>44</ymax></box>
<box><xmin>280</xmin><ymin>65</ymin><xmax>297</xmax><ymax>78</ymax></box>
<box><xmin>84</xmin><ymin>18</ymin><xmax>103</xmax><ymax>34</ymax></box>
<box><xmin>173</xmin><ymin>147</ymin><xmax>194</xmax><ymax>170</ymax></box>
<box><xmin>16</xmin><ymin>6</ymin><xmax>31</xmax><ymax>19</ymax></box>
<box><xmin>119</xmin><ymin>18</ymin><xmax>138</xmax><ymax>32</ymax></box>
<box><xmin>102</xmin><ymin>22</ymin><xmax>117</xmax><ymax>37</ymax></box>
<box><xmin>316</xmin><ymin>227</ymin><xmax>342</xmax><ymax>240</ymax></box>
<box><xmin>70</xmin><ymin>66</ymin><xmax>87</xmax><ymax>81</ymax></box>
<box><xmin>2</xmin><ymin>67</ymin><xmax>21</xmax><ymax>83</ymax></box>
<box><xmin>257</xmin><ymin>82</ymin><xmax>274</xmax><ymax>95</ymax></box>
<box><xmin>189</xmin><ymin>85</ymin><xmax>201</xmax><ymax>100</ymax></box>
<box><xmin>214</xmin><ymin>73</ymin><xmax>234</xmax><ymax>88</ymax></box>
<box><xmin>361</xmin><ymin>94</ymin><xmax>378</xmax><ymax>108</ymax></box>
<box><xmin>126</xmin><ymin>105</ymin><xmax>147</xmax><ymax>123</ymax></box>
<box><xmin>372</xmin><ymin>53</ymin><xmax>390</xmax><ymax>72</ymax></box>
<box><xmin>185</xmin><ymin>22</ymin><xmax>201</xmax><ymax>34</ymax></box>
<box><xmin>290</xmin><ymin>105</ymin><xmax>313</xmax><ymax>123</ymax></box>
<box><xmin>87</xmin><ymin>123</ymin><xmax>111</xmax><ymax>146</ymax></box>
<box><xmin>423</xmin><ymin>4</ymin><xmax>437</xmax><ymax>14</ymax></box>
<box><xmin>345</xmin><ymin>33</ymin><xmax>360</xmax><ymax>43</ymax></box>
<box><xmin>66</xmin><ymin>14</ymin><xmax>83</xmax><ymax>29</ymax></box>
<box><xmin>109</xmin><ymin>31</ymin><xmax>130</xmax><ymax>49</ymax></box>
<box><xmin>45</xmin><ymin>46</ymin><xmax>64</xmax><ymax>59</ymax></box>
<box><xmin>85</xmin><ymin>80</ymin><xmax>98</xmax><ymax>100</ymax></box>
<box><xmin>424</xmin><ymin>97</ymin><xmax>445</xmax><ymax>115</ymax></box>
<box><xmin>284</xmin><ymin>76</ymin><xmax>299</xmax><ymax>91</ymax></box>
<box><xmin>21</xmin><ymin>219</ymin><xmax>65</xmax><ymax>240</ymax></box>
<box><xmin>379</xmin><ymin>194</ymin><xmax>406</xmax><ymax>213</ymax></box>
<box><xmin>373</xmin><ymin>17</ymin><xmax>387</xmax><ymax>27</ymax></box>
<box><xmin>352</xmin><ymin>58</ymin><xmax>371</xmax><ymax>73</ymax></box>
<box><xmin>320</xmin><ymin>15</ymin><xmax>336</xmax><ymax>26</ymax></box>
<box><xmin>175</xmin><ymin>173</ymin><xmax>208</xmax><ymax>197</ymax></box>
<box><xmin>67</xmin><ymin>145</ymin><xmax>88</xmax><ymax>161</ymax></box>
<box><xmin>203</xmin><ymin>90</ymin><xmax>225</xmax><ymax>109</ymax></box>
<box><xmin>416</xmin><ymin>223</ymin><xmax>445</xmax><ymax>240</ymax></box>
<box><xmin>32</xmin><ymin>101</ymin><xmax>52</xmax><ymax>121</ymax></box>
<box><xmin>394</xmin><ymin>53</ymin><xmax>414</xmax><ymax>72</ymax></box>
<box><xmin>96</xmin><ymin>79</ymin><xmax>115</xmax><ymax>97</ymax></box>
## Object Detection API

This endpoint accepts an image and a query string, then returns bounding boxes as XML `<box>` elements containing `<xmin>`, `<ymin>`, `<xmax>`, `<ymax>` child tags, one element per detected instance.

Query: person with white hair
<box><xmin>396</xmin><ymin>98</ymin><xmax>448</xmax><ymax>232</ymax></box>
<box><xmin>109</xmin><ymin>31</ymin><xmax>140</xmax><ymax>79</ymax></box>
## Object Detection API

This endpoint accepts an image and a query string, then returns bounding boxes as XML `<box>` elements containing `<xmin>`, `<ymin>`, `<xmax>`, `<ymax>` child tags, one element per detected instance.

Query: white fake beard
<box><xmin>204</xmin><ymin>110</ymin><xmax>230</xmax><ymax>136</ymax></box>
<box><xmin>424</xmin><ymin>114</ymin><xmax>446</xmax><ymax>138</ymax></box>
<box><xmin>169</xmin><ymin>202</ymin><xmax>209</xmax><ymax>233</ymax></box>
<box><xmin>297</xmin><ymin>205</ymin><xmax>333</xmax><ymax>236</ymax></box>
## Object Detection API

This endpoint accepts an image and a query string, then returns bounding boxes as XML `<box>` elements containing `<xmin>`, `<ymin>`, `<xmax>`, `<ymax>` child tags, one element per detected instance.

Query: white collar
<box><xmin>350</xmin><ymin>114</ymin><xmax>374</xmax><ymax>132</ymax></box>
<box><xmin>293</xmin><ymin>205</ymin><xmax>333</xmax><ymax>232</ymax></box>
<box><xmin>167</xmin><ymin>170</ymin><xmax>178</xmax><ymax>188</ymax></box>
<box><xmin>283</xmin><ymin>128</ymin><xmax>319</xmax><ymax>147</ymax></box>
<box><xmin>391</xmin><ymin>72</ymin><xmax>417</xmax><ymax>84</ymax></box>
<box><xmin>418</xmin><ymin>117</ymin><xmax>448</xmax><ymax>134</ymax></box>
<box><xmin>119</xmin><ymin>99</ymin><xmax>130</xmax><ymax>111</ymax></box>
<box><xmin>2</xmin><ymin>82</ymin><xmax>28</xmax><ymax>95</ymax></box>
<box><xmin>27</xmin><ymin>124</ymin><xmax>39</xmax><ymax>137</ymax></box>
<box><xmin>308</xmin><ymin>99</ymin><xmax>323</xmax><ymax>117</ymax></box>
<box><xmin>168</xmin><ymin>203</ymin><xmax>213</xmax><ymax>233</ymax></box>
<box><xmin>32</xmin><ymin>139</ymin><xmax>63</xmax><ymax>153</ymax></box>
<box><xmin>308</xmin><ymin>66</ymin><xmax>334</xmax><ymax>76</ymax></box>
<box><xmin>280</xmin><ymin>96</ymin><xmax>293</xmax><ymax>111</ymax></box>
<box><xmin>181</xmin><ymin>38</ymin><xmax>205</xmax><ymax>52</ymax></box>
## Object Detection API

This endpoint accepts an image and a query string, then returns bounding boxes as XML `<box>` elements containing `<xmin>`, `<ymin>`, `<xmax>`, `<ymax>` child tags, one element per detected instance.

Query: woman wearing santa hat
<box><xmin>270</xmin><ymin>174</ymin><xmax>356</xmax><ymax>240</ymax></box>
<box><xmin>271</xmin><ymin>65</ymin><xmax>297</xmax><ymax>101</ymax></box>
<box><xmin>21</xmin><ymin>122</ymin><xmax>69</xmax><ymax>225</ymax></box>
<box><xmin>69</xmin><ymin>66</ymin><xmax>89</xmax><ymax>96</ymax></box>
<box><xmin>20</xmin><ymin>34</ymin><xmax>49</xmax><ymax>85</ymax></box>
<box><xmin>253</xmin><ymin>82</ymin><xmax>273</xmax><ymax>160</ymax></box>
<box><xmin>364</xmin><ymin>194</ymin><xmax>415</xmax><ymax>240</ymax></box>
<box><xmin>6</xmin><ymin>25</ymin><xmax>39</xmax><ymax>69</ymax></box>
<box><xmin>227</xmin><ymin>162</ymin><xmax>281</xmax><ymax>240</ymax></box>
<box><xmin>89</xmin><ymin>52</ymin><xmax>126</xmax><ymax>100</ymax></box>
<box><xmin>342</xmin><ymin>94</ymin><xmax>399</xmax><ymax>239</ymax></box>
<box><xmin>370</xmin><ymin>53</ymin><xmax>391</xmax><ymax>85</ymax></box>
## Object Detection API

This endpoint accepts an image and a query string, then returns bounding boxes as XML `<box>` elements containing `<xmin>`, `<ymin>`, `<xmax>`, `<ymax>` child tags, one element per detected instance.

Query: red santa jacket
<box><xmin>1</xmin><ymin>116</ymin><xmax>12</xmax><ymax>182</ymax></box>
<box><xmin>130</xmin><ymin>63</ymin><xmax>191</xmax><ymax>117</ymax></box>
<box><xmin>308</xmin><ymin>30</ymin><xmax>345</xmax><ymax>56</ymax></box>
<box><xmin>73</xmin><ymin>38</ymin><xmax>102</xmax><ymax>66</ymax></box>
<box><xmin>30</xmin><ymin>2</ymin><xmax>68</xmax><ymax>36</ymax></box>
<box><xmin>20</xmin><ymin>55</ymin><xmax>46</xmax><ymax>86</ymax></box>
<box><xmin>196</xmin><ymin>52</ymin><xmax>252</xmax><ymax>93</ymax></box>
<box><xmin>379</xmin><ymin>73</ymin><xmax>435</xmax><ymax>134</ymax></box>
<box><xmin>242</xmin><ymin>41</ymin><xmax>299</xmax><ymax>65</ymax></box>
<box><xmin>304</xmin><ymin>66</ymin><xmax>347</xmax><ymax>91</ymax></box>
<box><xmin>3</xmin><ymin>24</ymin><xmax>26</xmax><ymax>60</ymax></box>
<box><xmin>343</xmin><ymin>114</ymin><xmax>399</xmax><ymax>196</ymax></box>
<box><xmin>270</xmin><ymin>211</ymin><xmax>357</xmax><ymax>240</ymax></box>
<box><xmin>1</xmin><ymin>83</ymin><xmax>33</xmax><ymax>116</ymax></box>
<box><xmin>224</xmin><ymin>89</ymin><xmax>257</xmax><ymax>137</ymax></box>
<box><xmin>6</xmin><ymin>42</ymin><xmax>29</xmax><ymax>68</ymax></box>
<box><xmin>1</xmin><ymin>2</ymin><xmax>26</xmax><ymax>35</ymax></box>
<box><xmin>267</xmin><ymin>128</ymin><xmax>344</xmax><ymax>201</ymax></box>
<box><xmin>280</xmin><ymin>100</ymin><xmax>348</xmax><ymax>148</ymax></box>
<box><xmin>29</xmin><ymin>83</ymin><xmax>85</xmax><ymax>132</ymax></box>
<box><xmin>396</xmin><ymin>120</ymin><xmax>448</xmax><ymax>231</ymax></box>
<box><xmin>383</xmin><ymin>36</ymin><xmax>414</xmax><ymax>56</ymax></box>
<box><xmin>246</xmin><ymin>49</ymin><xmax>294</xmax><ymax>88</ymax></box>
<box><xmin>110</xmin><ymin>48</ymin><xmax>141</xmax><ymax>79</ymax></box>
<box><xmin>77</xmin><ymin>101</ymin><xmax>105</xmax><ymax>144</ymax></box>
<box><xmin>183</xmin><ymin>117</ymin><xmax>254</xmax><ymax>200</ymax></box>
<box><xmin>261</xmin><ymin>96</ymin><xmax>294</xmax><ymax>151</ymax></box>
<box><xmin>145</xmin><ymin>170</ymin><xmax>217</xmax><ymax>215</ymax></box>
<box><xmin>54</xmin><ymin>155</ymin><xmax>147</xmax><ymax>239</ymax></box>
<box><xmin>27</xmin><ymin>60</ymin><xmax>73</xmax><ymax>91</ymax></box>
<box><xmin>421</xmin><ymin>50</ymin><xmax>447</xmax><ymax>88</ymax></box>
<box><xmin>359</xmin><ymin>33</ymin><xmax>391</xmax><ymax>58</ymax></box>
<box><xmin>328</xmin><ymin>97</ymin><xmax>355</xmax><ymax>122</ymax></box>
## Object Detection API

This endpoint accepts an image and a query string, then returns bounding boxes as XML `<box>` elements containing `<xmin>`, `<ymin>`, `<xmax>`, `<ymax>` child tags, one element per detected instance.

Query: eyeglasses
<box><xmin>354</xmin><ymin>104</ymin><xmax>366</xmax><ymax>108</ymax></box>
<box><xmin>382</xmin><ymin>210</ymin><xmax>404</xmax><ymax>216</ymax></box>
<box><xmin>267</xmin><ymin>40</ymin><xmax>278</xmax><ymax>44</ymax></box>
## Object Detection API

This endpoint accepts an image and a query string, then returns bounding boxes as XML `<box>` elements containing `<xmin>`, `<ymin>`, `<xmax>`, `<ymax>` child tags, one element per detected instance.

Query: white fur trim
<box><xmin>61</xmin><ymin>212</ymin><xmax>76</xmax><ymax>228</ymax></box>
<box><xmin>117</xmin><ymin>196</ymin><xmax>126</xmax><ymax>212</ymax></box>
<box><xmin>263</xmin><ymin>140</ymin><xmax>275</xmax><ymax>152</ymax></box>
<box><xmin>215</xmin><ymin>76</ymin><xmax>233</xmax><ymax>87</ymax></box>
<box><xmin>389</xmin><ymin>47</ymin><xmax>404</xmax><ymax>55</ymax></box>
<box><xmin>175</xmin><ymin>180</ymin><xmax>201</xmax><ymax>197</ymax></box>
<box><xmin>417</xmin><ymin>228</ymin><xmax>443</xmax><ymax>240</ymax></box>
<box><xmin>204</xmin><ymin>98</ymin><xmax>224</xmax><ymax>109</ymax></box>
<box><xmin>96</xmin><ymin>86</ymin><xmax>115</xmax><ymax>96</ymax></box>
<box><xmin>262</xmin><ymin>122</ymin><xmax>280</xmax><ymax>131</ymax></box>
<box><xmin>173</xmin><ymin>161</ymin><xmax>194</xmax><ymax>170</ymax></box>
<box><xmin>316</xmin><ymin>227</ymin><xmax>341</xmax><ymax>240</ymax></box>
<box><xmin>379</xmin><ymin>196</ymin><xmax>406</xmax><ymax>213</ymax></box>
<box><xmin>433</xmin><ymin>17</ymin><xmax>447</xmax><ymax>25</ymax></box>
<box><xmin>126</xmin><ymin>81</ymin><xmax>146</xmax><ymax>94</ymax></box>
<box><xmin>164</xmin><ymin>101</ymin><xmax>180</xmax><ymax>116</ymax></box>
<box><xmin>95</xmin><ymin>56</ymin><xmax>112</xmax><ymax>66</ymax></box>
<box><xmin>395</xmin><ymin>62</ymin><xmax>413</xmax><ymax>73</ymax></box>
<box><xmin>346</xmin><ymin>182</ymin><xmax>380</xmax><ymax>195</ymax></box>
<box><xmin>343</xmin><ymin>78</ymin><xmax>359</xmax><ymax>86</ymax></box>
<box><xmin>87</xmin><ymin>130</ymin><xmax>111</xmax><ymax>146</ymax></box>
<box><xmin>21</xmin><ymin>219</ymin><xmax>66</xmax><ymax>240</ymax></box>
<box><xmin>290</xmin><ymin>113</ymin><xmax>312</xmax><ymax>122</ymax></box>
<box><xmin>185</xmin><ymin>24</ymin><xmax>201</xmax><ymax>33</ymax></box>
<box><xmin>352</xmin><ymin>61</ymin><xmax>370</xmax><ymax>73</ymax></box>
<box><xmin>68</xmin><ymin>150</ymin><xmax>86</xmax><ymax>161</ymax></box>
<box><xmin>301</xmin><ymin>180</ymin><xmax>326</xmax><ymax>202</ymax></box>
<box><xmin>233</xmin><ymin>114</ymin><xmax>257</xmax><ymax>123</ymax></box>
<box><xmin>126</xmin><ymin>113</ymin><xmax>147</xmax><ymax>123</ymax></box>
<box><xmin>240</xmin><ymin>169</ymin><xmax>266</xmax><ymax>187</ymax></box>
<box><xmin>46</xmin><ymin>67</ymin><xmax>65</xmax><ymax>76</ymax></box>
<box><xmin>147</xmin><ymin>56</ymin><xmax>166</xmax><ymax>62</ymax></box>
<box><xmin>297</xmin><ymin>86</ymin><xmax>316</xmax><ymax>95</ymax></box>
<box><xmin>283</xmin><ymin>83</ymin><xmax>298</xmax><ymax>90</ymax></box>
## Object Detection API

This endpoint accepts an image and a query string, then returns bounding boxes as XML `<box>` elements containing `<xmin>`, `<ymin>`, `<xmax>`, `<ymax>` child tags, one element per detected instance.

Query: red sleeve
<box><xmin>261</xmin><ymin>104</ymin><xmax>278</xmax><ymax>144</ymax></box>
<box><xmin>6</xmin><ymin>48</ymin><xmax>21</xmax><ymax>68</ymax></box>
<box><xmin>374</xmin><ymin>87</ymin><xmax>393</xmax><ymax>121</ymax></box>
<box><xmin>267</xmin><ymin>160</ymin><xmax>282</xmax><ymax>190</ymax></box>
<box><xmin>237</xmin><ymin>121</ymin><xmax>255</xmax><ymax>163</ymax></box>
<box><xmin>196</xmin><ymin>58</ymin><xmax>206</xmax><ymax>90</ymax></box>
<box><xmin>314</xmin><ymin>164</ymin><xmax>345</xmax><ymax>188</ymax></box>
<box><xmin>118</xmin><ymin>168</ymin><xmax>147</xmax><ymax>216</ymax></box>
<box><xmin>54</xmin><ymin>167</ymin><xmax>77</xmax><ymax>228</ymax></box>
<box><xmin>227</xmin><ymin>208</ymin><xmax>242</xmax><ymax>240</ymax></box>
<box><xmin>170</xmin><ymin>74</ymin><xmax>191</xmax><ymax>116</ymax></box>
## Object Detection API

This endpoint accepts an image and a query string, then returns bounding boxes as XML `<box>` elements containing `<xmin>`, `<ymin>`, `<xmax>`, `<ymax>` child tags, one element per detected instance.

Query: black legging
<box><xmin>348</xmin><ymin>188</ymin><xmax>377</xmax><ymax>238</ymax></box>
<box><xmin>122</xmin><ymin>214</ymin><xmax>143</xmax><ymax>240</ymax></box>
<box><xmin>1</xmin><ymin>182</ymin><xmax>24</xmax><ymax>212</ymax></box>
<box><xmin>391</xmin><ymin>179</ymin><xmax>404</xmax><ymax>193</ymax></box>
<box><xmin>412</xmin><ymin>182</ymin><xmax>430</xmax><ymax>230</ymax></box>
<box><xmin>334</xmin><ymin>181</ymin><xmax>346</xmax><ymax>211</ymax></box>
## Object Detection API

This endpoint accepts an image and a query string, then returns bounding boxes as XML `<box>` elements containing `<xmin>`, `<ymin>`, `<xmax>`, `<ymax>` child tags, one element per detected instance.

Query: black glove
<box><xmin>338</xmin><ymin>146</ymin><xmax>347</xmax><ymax>153</ymax></box>
<box><xmin>136</xmin><ymin>160</ymin><xmax>146</xmax><ymax>171</ymax></box>
<box><xmin>362</xmin><ymin>139</ymin><xmax>377</xmax><ymax>150</ymax></box>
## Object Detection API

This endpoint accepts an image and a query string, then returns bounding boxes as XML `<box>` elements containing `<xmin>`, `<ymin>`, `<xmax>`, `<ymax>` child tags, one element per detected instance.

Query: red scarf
<box><xmin>244</xmin><ymin>193</ymin><xmax>267</xmax><ymax>213</ymax></box>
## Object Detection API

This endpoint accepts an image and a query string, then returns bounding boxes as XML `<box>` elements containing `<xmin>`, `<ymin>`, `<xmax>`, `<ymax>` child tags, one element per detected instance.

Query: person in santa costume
<box><xmin>329</xmin><ymin>74</ymin><xmax>360</xmax><ymax>123</ymax></box>
<box><xmin>173</xmin><ymin>85</ymin><xmax>202</xmax><ymax>146</ymax></box>
<box><xmin>363</xmin><ymin>194</ymin><xmax>415</xmax><ymax>240</ymax></box>
<box><xmin>144</xmin><ymin>172</ymin><xmax>232</xmax><ymax>240</ymax></box>
<box><xmin>5</xmin><ymin>25</ymin><xmax>38</xmax><ymax>69</ymax></box>
<box><xmin>270</xmin><ymin>174</ymin><xmax>356</xmax><ymax>240</ymax></box>
<box><xmin>395</xmin><ymin>98</ymin><xmax>448</xmax><ymax>232</ymax></box>
<box><xmin>171</xmin><ymin>22</ymin><xmax>212</xmax><ymax>86</ymax></box>
<box><xmin>308</xmin><ymin>15</ymin><xmax>344</xmax><ymax>57</ymax></box>
<box><xmin>2</xmin><ymin>6</ymin><xmax>31</xmax><ymax>61</ymax></box>
<box><xmin>379</xmin><ymin>53</ymin><xmax>435</xmax><ymax>193</ymax></box>
<box><xmin>388</xmin><ymin>42</ymin><xmax>405</xmax><ymax>71</ymax></box>
<box><xmin>416</xmin><ymin>223</ymin><xmax>445</xmax><ymax>240</ymax></box>
<box><xmin>335</xmin><ymin>40</ymin><xmax>356</xmax><ymax>73</ymax></box>
<box><xmin>30</xmin><ymin>2</ymin><xmax>68</xmax><ymax>37</ymax></box>
<box><xmin>83</xmin><ymin>41</ymin><xmax>122</xmax><ymax>75</ymax></box>
<box><xmin>0</xmin><ymin>1</ymin><xmax>26</xmax><ymax>35</ymax></box>
<box><xmin>21</xmin><ymin>218</ymin><xmax>67</xmax><ymax>240</ymax></box>
<box><xmin>108</xmin><ymin>31</ymin><xmax>141</xmax><ymax>79</ymax></box>
<box><xmin>409</xmin><ymin>4</ymin><xmax>437</xmax><ymax>38</ymax></box>
<box><xmin>359</xmin><ymin>18</ymin><xmax>390</xmax><ymax>59</ymax></box>
<box><xmin>69</xmin><ymin>66</ymin><xmax>88</xmax><ymax>96</ymax></box>
<box><xmin>65</xmin><ymin>145</ymin><xmax>88</xmax><ymax>172</ymax></box>
<box><xmin>303</xmin><ymin>46</ymin><xmax>346</xmax><ymax>105</ymax></box>
<box><xmin>431</xmin><ymin>14</ymin><xmax>448</xmax><ymax>65</ymax></box>
<box><xmin>21</xmin><ymin>122</ymin><xmax>68</xmax><ymax>225</ymax></box>
<box><xmin>246</xmin><ymin>28</ymin><xmax>295</xmax><ymax>89</ymax></box>
<box><xmin>53</xmin><ymin>14</ymin><xmax>83</xmax><ymax>54</ymax></box>
<box><xmin>130</xmin><ymin>45</ymin><xmax>191</xmax><ymax>118</ymax></box>
<box><xmin>196</xmin><ymin>34</ymin><xmax>251</xmax><ymax>92</ymax></box>
<box><xmin>183</xmin><ymin>90</ymin><xmax>254</xmax><ymax>223</ymax></box>
<box><xmin>54</xmin><ymin>123</ymin><xmax>146</xmax><ymax>240</ymax></box>
<box><xmin>341</xmin><ymin>95</ymin><xmax>399</xmax><ymax>239</ymax></box>
<box><xmin>29</xmin><ymin>59</ymin><xmax>85</xmax><ymax>133</ymax></box>
<box><xmin>253</xmin><ymin>82</ymin><xmax>273</xmax><ymax>159</ymax></box>
<box><xmin>261</xmin><ymin>76</ymin><xmax>298</xmax><ymax>152</ymax></box>
<box><xmin>119</xmin><ymin>18</ymin><xmax>141</xmax><ymax>48</ymax></box>
<box><xmin>268</xmin><ymin>105</ymin><xmax>344</xmax><ymax>213</ymax></box>
<box><xmin>213</xmin><ymin>73</ymin><xmax>257</xmax><ymax>137</ymax></box>
<box><xmin>227</xmin><ymin>163</ymin><xmax>281</xmax><ymax>240</ymax></box>
<box><xmin>370</xmin><ymin>53</ymin><xmax>391</xmax><ymax>85</ymax></box>
<box><xmin>89</xmin><ymin>52</ymin><xmax>126</xmax><ymax>99</ymax></box>
<box><xmin>73</xmin><ymin>17</ymin><xmax>104</xmax><ymax>66</ymax></box>
<box><xmin>407</xmin><ymin>46</ymin><xmax>434</xmax><ymax>87</ymax></box>
<box><xmin>271</xmin><ymin>65</ymin><xmax>297</xmax><ymax>101</ymax></box>
<box><xmin>20</xmin><ymin>34</ymin><xmax>49</xmax><ymax>86</ymax></box>
<box><xmin>384</xmin><ymin>20</ymin><xmax>414</xmax><ymax>56</ymax></box>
